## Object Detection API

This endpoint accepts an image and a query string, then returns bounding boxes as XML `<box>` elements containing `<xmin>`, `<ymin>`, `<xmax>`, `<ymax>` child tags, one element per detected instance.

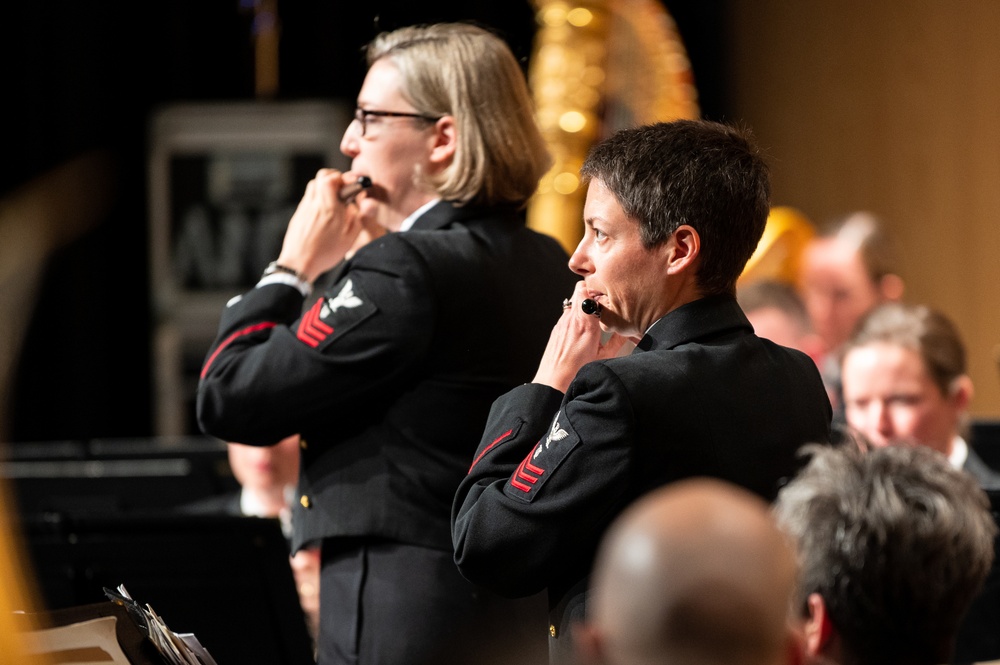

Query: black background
<box><xmin>4</xmin><ymin>1</ymin><xmax>730</xmax><ymax>442</ymax></box>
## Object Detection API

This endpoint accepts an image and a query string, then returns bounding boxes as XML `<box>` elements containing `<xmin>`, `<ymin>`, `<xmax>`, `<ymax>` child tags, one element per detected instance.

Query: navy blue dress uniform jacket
<box><xmin>964</xmin><ymin>446</ymin><xmax>1000</xmax><ymax>491</ymax></box>
<box><xmin>452</xmin><ymin>294</ymin><xmax>833</xmax><ymax>664</ymax></box>
<box><xmin>955</xmin><ymin>444</ymin><xmax>1000</xmax><ymax>663</ymax></box>
<box><xmin>197</xmin><ymin>200</ymin><xmax>579</xmax><ymax>556</ymax></box>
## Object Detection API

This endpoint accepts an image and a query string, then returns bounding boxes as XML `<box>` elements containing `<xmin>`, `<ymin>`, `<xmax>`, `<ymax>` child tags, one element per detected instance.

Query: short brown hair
<box><xmin>843</xmin><ymin>302</ymin><xmax>965</xmax><ymax>396</ymax></box>
<box><xmin>580</xmin><ymin>120</ymin><xmax>771</xmax><ymax>297</ymax></box>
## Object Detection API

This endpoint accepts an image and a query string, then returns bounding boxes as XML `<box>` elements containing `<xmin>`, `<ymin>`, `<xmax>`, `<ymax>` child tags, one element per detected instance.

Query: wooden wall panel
<box><xmin>727</xmin><ymin>0</ymin><xmax>1000</xmax><ymax>417</ymax></box>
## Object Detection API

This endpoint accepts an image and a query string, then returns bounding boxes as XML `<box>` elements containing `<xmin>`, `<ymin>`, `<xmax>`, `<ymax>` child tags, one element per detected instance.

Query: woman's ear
<box><xmin>664</xmin><ymin>225</ymin><xmax>702</xmax><ymax>276</ymax></box>
<box><xmin>428</xmin><ymin>115</ymin><xmax>457</xmax><ymax>168</ymax></box>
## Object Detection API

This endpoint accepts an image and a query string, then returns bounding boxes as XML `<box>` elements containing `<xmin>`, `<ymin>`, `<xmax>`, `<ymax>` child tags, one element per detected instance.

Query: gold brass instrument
<box><xmin>526</xmin><ymin>0</ymin><xmax>700</xmax><ymax>254</ymax></box>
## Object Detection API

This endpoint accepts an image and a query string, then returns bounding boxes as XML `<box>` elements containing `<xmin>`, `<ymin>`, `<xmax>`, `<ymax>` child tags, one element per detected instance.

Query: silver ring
<box><xmin>562</xmin><ymin>298</ymin><xmax>572</xmax><ymax>310</ymax></box>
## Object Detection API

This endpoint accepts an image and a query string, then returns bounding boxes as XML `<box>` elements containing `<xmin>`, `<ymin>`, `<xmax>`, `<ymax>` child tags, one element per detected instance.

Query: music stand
<box><xmin>20</xmin><ymin>512</ymin><xmax>315</xmax><ymax>665</ymax></box>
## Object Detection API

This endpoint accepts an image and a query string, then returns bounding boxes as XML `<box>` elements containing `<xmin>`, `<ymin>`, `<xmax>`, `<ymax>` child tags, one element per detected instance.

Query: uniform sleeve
<box><xmin>451</xmin><ymin>362</ymin><xmax>636</xmax><ymax>597</ymax></box>
<box><xmin>197</xmin><ymin>239</ymin><xmax>434</xmax><ymax>445</ymax></box>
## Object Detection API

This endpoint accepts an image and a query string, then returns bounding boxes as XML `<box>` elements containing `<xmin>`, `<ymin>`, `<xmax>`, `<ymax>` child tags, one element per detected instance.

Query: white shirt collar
<box><xmin>949</xmin><ymin>435</ymin><xmax>968</xmax><ymax>469</ymax></box>
<box><xmin>399</xmin><ymin>198</ymin><xmax>441</xmax><ymax>232</ymax></box>
<box><xmin>240</xmin><ymin>486</ymin><xmax>295</xmax><ymax>538</ymax></box>
<box><xmin>239</xmin><ymin>487</ymin><xmax>271</xmax><ymax>518</ymax></box>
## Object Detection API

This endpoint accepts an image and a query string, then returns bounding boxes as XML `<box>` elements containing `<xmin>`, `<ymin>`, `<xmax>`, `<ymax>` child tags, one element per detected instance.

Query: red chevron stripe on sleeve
<box><xmin>297</xmin><ymin>298</ymin><xmax>335</xmax><ymax>348</ymax></box>
<box><xmin>510</xmin><ymin>446</ymin><xmax>545</xmax><ymax>492</ymax></box>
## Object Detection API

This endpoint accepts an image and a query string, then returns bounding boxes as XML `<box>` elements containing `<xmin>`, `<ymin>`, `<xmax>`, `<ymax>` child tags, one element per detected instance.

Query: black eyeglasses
<box><xmin>353</xmin><ymin>107</ymin><xmax>441</xmax><ymax>137</ymax></box>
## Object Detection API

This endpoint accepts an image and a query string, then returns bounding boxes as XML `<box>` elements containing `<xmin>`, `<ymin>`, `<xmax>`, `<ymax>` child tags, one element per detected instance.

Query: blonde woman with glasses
<box><xmin>197</xmin><ymin>22</ymin><xmax>577</xmax><ymax>665</ymax></box>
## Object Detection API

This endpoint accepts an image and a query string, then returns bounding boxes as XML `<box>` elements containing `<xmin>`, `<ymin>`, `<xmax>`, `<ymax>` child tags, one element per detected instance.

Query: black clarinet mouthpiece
<box><xmin>581</xmin><ymin>299</ymin><xmax>602</xmax><ymax>317</ymax></box>
<box><xmin>339</xmin><ymin>176</ymin><xmax>373</xmax><ymax>203</ymax></box>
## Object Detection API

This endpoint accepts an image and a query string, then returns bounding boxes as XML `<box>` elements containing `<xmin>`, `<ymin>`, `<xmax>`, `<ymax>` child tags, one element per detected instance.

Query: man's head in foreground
<box><xmin>575</xmin><ymin>477</ymin><xmax>802</xmax><ymax>665</ymax></box>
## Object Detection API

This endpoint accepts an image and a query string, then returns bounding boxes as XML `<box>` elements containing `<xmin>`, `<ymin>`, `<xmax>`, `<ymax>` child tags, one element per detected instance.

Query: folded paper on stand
<box><xmin>22</xmin><ymin>615</ymin><xmax>131</xmax><ymax>665</ymax></box>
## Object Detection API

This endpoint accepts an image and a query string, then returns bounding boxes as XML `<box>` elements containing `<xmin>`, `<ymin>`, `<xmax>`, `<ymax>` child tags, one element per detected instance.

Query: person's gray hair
<box><xmin>774</xmin><ymin>443</ymin><xmax>997</xmax><ymax>665</ymax></box>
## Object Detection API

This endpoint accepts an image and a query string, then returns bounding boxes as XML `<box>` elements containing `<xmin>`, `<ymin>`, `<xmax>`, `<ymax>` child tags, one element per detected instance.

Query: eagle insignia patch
<box><xmin>544</xmin><ymin>416</ymin><xmax>568</xmax><ymax>449</ymax></box>
<box><xmin>321</xmin><ymin>279</ymin><xmax>363</xmax><ymax>318</ymax></box>
<box><xmin>507</xmin><ymin>410</ymin><xmax>581</xmax><ymax>503</ymax></box>
<box><xmin>296</xmin><ymin>277</ymin><xmax>376</xmax><ymax>351</ymax></box>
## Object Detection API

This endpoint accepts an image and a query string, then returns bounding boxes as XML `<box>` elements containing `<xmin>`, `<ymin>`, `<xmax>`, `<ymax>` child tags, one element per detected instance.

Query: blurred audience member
<box><xmin>775</xmin><ymin>443</ymin><xmax>996</xmax><ymax>665</ymax></box>
<box><xmin>842</xmin><ymin>302</ymin><xmax>1000</xmax><ymax>663</ymax></box>
<box><xmin>575</xmin><ymin>477</ymin><xmax>802</xmax><ymax>665</ymax></box>
<box><xmin>840</xmin><ymin>302</ymin><xmax>1000</xmax><ymax>488</ymax></box>
<box><xmin>224</xmin><ymin>436</ymin><xmax>301</xmax><ymax>533</ymax></box>
<box><xmin>738</xmin><ymin>279</ymin><xmax>823</xmax><ymax>367</ymax></box>
<box><xmin>798</xmin><ymin>211</ymin><xmax>904</xmax><ymax>418</ymax></box>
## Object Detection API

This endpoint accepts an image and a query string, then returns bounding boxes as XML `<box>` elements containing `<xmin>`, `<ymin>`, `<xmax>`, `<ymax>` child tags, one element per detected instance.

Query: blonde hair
<box><xmin>366</xmin><ymin>23</ymin><xmax>551</xmax><ymax>207</ymax></box>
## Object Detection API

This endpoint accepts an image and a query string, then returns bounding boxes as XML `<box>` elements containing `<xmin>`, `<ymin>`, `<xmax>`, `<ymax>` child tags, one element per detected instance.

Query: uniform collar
<box><xmin>398</xmin><ymin>198</ymin><xmax>441</xmax><ymax>232</ymax></box>
<box><xmin>634</xmin><ymin>294</ymin><xmax>751</xmax><ymax>353</ymax></box>
<box><xmin>409</xmin><ymin>200</ymin><xmax>523</xmax><ymax>231</ymax></box>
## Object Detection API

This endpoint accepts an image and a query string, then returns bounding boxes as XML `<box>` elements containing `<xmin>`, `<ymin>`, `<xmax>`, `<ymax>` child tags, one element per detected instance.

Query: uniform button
<box><xmin>299</xmin><ymin>438</ymin><xmax>308</xmax><ymax>450</ymax></box>
<box><xmin>549</xmin><ymin>624</ymin><xmax>557</xmax><ymax>637</ymax></box>
<box><xmin>300</xmin><ymin>495</ymin><xmax>311</xmax><ymax>509</ymax></box>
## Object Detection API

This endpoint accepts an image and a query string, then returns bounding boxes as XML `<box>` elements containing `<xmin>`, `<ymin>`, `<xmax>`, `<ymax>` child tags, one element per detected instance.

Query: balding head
<box><xmin>576</xmin><ymin>478</ymin><xmax>801</xmax><ymax>665</ymax></box>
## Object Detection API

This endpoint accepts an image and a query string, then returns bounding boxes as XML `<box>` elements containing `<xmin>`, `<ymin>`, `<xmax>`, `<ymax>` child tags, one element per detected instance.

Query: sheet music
<box><xmin>104</xmin><ymin>584</ymin><xmax>219</xmax><ymax>665</ymax></box>
<box><xmin>21</xmin><ymin>615</ymin><xmax>131</xmax><ymax>665</ymax></box>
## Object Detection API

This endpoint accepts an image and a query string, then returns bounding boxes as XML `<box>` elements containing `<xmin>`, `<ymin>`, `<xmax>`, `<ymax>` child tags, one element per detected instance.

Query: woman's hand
<box><xmin>275</xmin><ymin>169</ymin><xmax>368</xmax><ymax>282</ymax></box>
<box><xmin>532</xmin><ymin>281</ymin><xmax>630</xmax><ymax>392</ymax></box>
